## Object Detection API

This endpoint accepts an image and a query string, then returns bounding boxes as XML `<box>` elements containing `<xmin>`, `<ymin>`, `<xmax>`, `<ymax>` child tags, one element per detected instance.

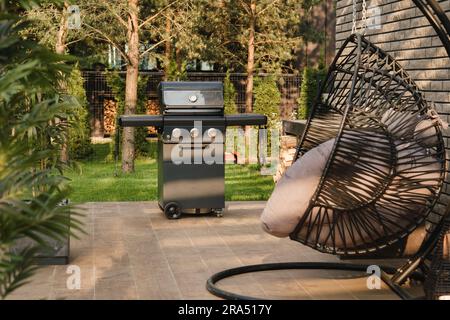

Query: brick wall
<box><xmin>335</xmin><ymin>0</ymin><xmax>450</xmax><ymax>218</ymax></box>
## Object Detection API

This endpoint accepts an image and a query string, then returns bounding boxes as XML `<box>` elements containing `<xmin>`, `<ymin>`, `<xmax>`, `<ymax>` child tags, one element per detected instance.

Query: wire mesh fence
<box><xmin>81</xmin><ymin>70</ymin><xmax>302</xmax><ymax>138</ymax></box>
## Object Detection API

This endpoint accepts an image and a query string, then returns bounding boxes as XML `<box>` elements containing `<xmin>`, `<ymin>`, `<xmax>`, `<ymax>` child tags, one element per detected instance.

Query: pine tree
<box><xmin>297</xmin><ymin>67</ymin><xmax>327</xmax><ymax>120</ymax></box>
<box><xmin>203</xmin><ymin>0</ymin><xmax>302</xmax><ymax>111</ymax></box>
<box><xmin>224</xmin><ymin>72</ymin><xmax>238</xmax><ymax>115</ymax></box>
<box><xmin>79</xmin><ymin>0</ymin><xmax>192</xmax><ymax>173</ymax></box>
<box><xmin>253</xmin><ymin>76</ymin><xmax>281</xmax><ymax>129</ymax></box>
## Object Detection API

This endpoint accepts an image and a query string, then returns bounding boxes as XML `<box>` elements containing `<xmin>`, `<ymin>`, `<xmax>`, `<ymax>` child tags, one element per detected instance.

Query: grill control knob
<box><xmin>207</xmin><ymin>128</ymin><xmax>217</xmax><ymax>138</ymax></box>
<box><xmin>189</xmin><ymin>95</ymin><xmax>198</xmax><ymax>103</ymax></box>
<box><xmin>171</xmin><ymin>128</ymin><xmax>182</xmax><ymax>139</ymax></box>
<box><xmin>190</xmin><ymin>128</ymin><xmax>200</xmax><ymax>138</ymax></box>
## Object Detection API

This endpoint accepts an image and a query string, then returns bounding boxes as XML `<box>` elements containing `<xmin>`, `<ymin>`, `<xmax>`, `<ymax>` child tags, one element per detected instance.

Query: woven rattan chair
<box><xmin>290</xmin><ymin>34</ymin><xmax>447</xmax><ymax>256</ymax></box>
<box><xmin>425</xmin><ymin>218</ymin><xmax>450</xmax><ymax>299</ymax></box>
<box><xmin>207</xmin><ymin>34</ymin><xmax>449</xmax><ymax>300</ymax></box>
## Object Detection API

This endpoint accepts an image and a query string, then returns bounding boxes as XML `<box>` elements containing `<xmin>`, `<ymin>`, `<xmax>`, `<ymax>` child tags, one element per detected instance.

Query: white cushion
<box><xmin>261</xmin><ymin>138</ymin><xmax>441</xmax><ymax>243</ymax></box>
<box><xmin>260</xmin><ymin>139</ymin><xmax>334</xmax><ymax>237</ymax></box>
<box><xmin>381</xmin><ymin>108</ymin><xmax>441</xmax><ymax>148</ymax></box>
<box><xmin>414</xmin><ymin>119</ymin><xmax>439</xmax><ymax>148</ymax></box>
<box><xmin>381</xmin><ymin>108</ymin><xmax>419</xmax><ymax>139</ymax></box>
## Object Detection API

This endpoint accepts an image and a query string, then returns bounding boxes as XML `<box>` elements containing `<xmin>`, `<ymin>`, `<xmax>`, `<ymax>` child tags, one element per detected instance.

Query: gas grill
<box><xmin>119</xmin><ymin>81</ymin><xmax>267</xmax><ymax>219</ymax></box>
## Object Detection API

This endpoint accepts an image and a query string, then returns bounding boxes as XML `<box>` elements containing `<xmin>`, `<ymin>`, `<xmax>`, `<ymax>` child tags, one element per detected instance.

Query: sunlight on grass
<box><xmin>67</xmin><ymin>145</ymin><xmax>275</xmax><ymax>203</ymax></box>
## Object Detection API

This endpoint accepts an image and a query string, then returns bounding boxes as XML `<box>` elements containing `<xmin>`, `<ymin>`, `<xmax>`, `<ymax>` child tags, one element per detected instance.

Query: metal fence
<box><xmin>82</xmin><ymin>70</ymin><xmax>302</xmax><ymax>137</ymax></box>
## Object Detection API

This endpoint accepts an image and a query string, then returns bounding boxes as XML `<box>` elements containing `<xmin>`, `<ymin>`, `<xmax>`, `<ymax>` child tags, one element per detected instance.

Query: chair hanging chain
<box><xmin>352</xmin><ymin>0</ymin><xmax>368</xmax><ymax>34</ymax></box>
<box><xmin>362</xmin><ymin>0</ymin><xmax>368</xmax><ymax>34</ymax></box>
<box><xmin>352</xmin><ymin>0</ymin><xmax>357</xmax><ymax>34</ymax></box>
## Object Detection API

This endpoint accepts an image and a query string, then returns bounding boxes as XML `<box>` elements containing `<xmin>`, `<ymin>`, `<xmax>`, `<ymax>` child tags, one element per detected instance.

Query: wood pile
<box><xmin>102</xmin><ymin>99</ymin><xmax>161</xmax><ymax>136</ymax></box>
<box><xmin>145</xmin><ymin>100</ymin><xmax>160</xmax><ymax>135</ymax></box>
<box><xmin>103</xmin><ymin>99</ymin><xmax>117</xmax><ymax>135</ymax></box>
<box><xmin>273</xmin><ymin>135</ymin><xmax>297</xmax><ymax>183</ymax></box>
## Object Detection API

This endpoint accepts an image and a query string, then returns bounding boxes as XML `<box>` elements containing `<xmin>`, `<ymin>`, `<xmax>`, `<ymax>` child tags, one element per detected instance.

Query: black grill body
<box><xmin>119</xmin><ymin>81</ymin><xmax>267</xmax><ymax>219</ymax></box>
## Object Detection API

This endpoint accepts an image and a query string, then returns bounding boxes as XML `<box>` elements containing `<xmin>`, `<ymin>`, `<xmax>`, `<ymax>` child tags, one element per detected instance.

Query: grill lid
<box><xmin>159</xmin><ymin>81</ymin><xmax>223</xmax><ymax>114</ymax></box>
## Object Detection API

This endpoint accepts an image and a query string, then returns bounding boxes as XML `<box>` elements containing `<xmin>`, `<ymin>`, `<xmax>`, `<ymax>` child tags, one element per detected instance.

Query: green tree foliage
<box><xmin>21</xmin><ymin>1</ymin><xmax>71</xmax><ymax>48</ymax></box>
<box><xmin>253</xmin><ymin>76</ymin><xmax>281</xmax><ymax>162</ymax></box>
<box><xmin>106</xmin><ymin>71</ymin><xmax>150</xmax><ymax>158</ymax></box>
<box><xmin>223</xmin><ymin>71</ymin><xmax>237</xmax><ymax>115</ymax></box>
<box><xmin>297</xmin><ymin>67</ymin><xmax>327</xmax><ymax>120</ymax></box>
<box><xmin>253</xmin><ymin>76</ymin><xmax>281</xmax><ymax>128</ymax></box>
<box><xmin>165</xmin><ymin>60</ymin><xmax>188</xmax><ymax>81</ymax></box>
<box><xmin>21</xmin><ymin>2</ymin><xmax>107</xmax><ymax>69</ymax></box>
<box><xmin>202</xmin><ymin>0</ymin><xmax>302</xmax><ymax>72</ymax></box>
<box><xmin>67</xmin><ymin>67</ymin><xmax>93</xmax><ymax>159</ymax></box>
<box><xmin>0</xmin><ymin>0</ymin><xmax>83</xmax><ymax>298</ymax></box>
<box><xmin>157</xmin><ymin>1</ymin><xmax>207</xmax><ymax>76</ymax></box>
<box><xmin>198</xmin><ymin>0</ymin><xmax>302</xmax><ymax>121</ymax></box>
<box><xmin>78</xmin><ymin>0</ymin><xmax>194</xmax><ymax>173</ymax></box>
<box><xmin>21</xmin><ymin>1</ymin><xmax>95</xmax><ymax>162</ymax></box>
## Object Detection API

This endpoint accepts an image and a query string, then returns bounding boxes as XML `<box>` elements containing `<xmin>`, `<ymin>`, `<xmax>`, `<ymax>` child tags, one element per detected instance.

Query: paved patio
<box><xmin>7</xmin><ymin>201</ymin><xmax>423</xmax><ymax>300</ymax></box>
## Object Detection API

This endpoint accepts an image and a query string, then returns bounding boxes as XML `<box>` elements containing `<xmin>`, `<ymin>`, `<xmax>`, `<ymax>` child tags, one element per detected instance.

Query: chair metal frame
<box><xmin>207</xmin><ymin>0</ymin><xmax>450</xmax><ymax>300</ymax></box>
<box><xmin>291</xmin><ymin>34</ymin><xmax>447</xmax><ymax>256</ymax></box>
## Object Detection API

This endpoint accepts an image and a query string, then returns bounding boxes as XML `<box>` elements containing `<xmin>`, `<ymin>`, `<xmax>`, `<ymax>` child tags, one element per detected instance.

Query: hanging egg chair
<box><xmin>206</xmin><ymin>33</ymin><xmax>449</xmax><ymax>300</ymax></box>
<box><xmin>287</xmin><ymin>33</ymin><xmax>447</xmax><ymax>256</ymax></box>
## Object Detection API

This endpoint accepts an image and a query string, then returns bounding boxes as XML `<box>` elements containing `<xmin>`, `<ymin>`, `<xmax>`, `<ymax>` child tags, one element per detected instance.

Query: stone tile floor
<box><xmin>7</xmin><ymin>201</ymin><xmax>423</xmax><ymax>300</ymax></box>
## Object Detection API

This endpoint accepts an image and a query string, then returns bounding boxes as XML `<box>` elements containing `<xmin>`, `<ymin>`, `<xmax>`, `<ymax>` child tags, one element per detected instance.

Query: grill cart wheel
<box><xmin>164</xmin><ymin>202</ymin><xmax>182</xmax><ymax>220</ymax></box>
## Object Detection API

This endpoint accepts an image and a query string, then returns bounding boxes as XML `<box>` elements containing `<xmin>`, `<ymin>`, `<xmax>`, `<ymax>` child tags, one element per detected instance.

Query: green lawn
<box><xmin>66</xmin><ymin>143</ymin><xmax>275</xmax><ymax>203</ymax></box>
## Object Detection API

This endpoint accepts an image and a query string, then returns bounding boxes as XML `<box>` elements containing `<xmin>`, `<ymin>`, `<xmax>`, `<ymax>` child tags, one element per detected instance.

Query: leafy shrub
<box><xmin>0</xmin><ymin>0</ymin><xmax>83</xmax><ymax>298</ymax></box>
<box><xmin>297</xmin><ymin>67</ymin><xmax>327</xmax><ymax>120</ymax></box>
<box><xmin>253</xmin><ymin>76</ymin><xmax>281</xmax><ymax>128</ymax></box>
<box><xmin>165</xmin><ymin>60</ymin><xmax>188</xmax><ymax>81</ymax></box>
<box><xmin>147</xmin><ymin>139</ymin><xmax>158</xmax><ymax>159</ymax></box>
<box><xmin>67</xmin><ymin>67</ymin><xmax>93</xmax><ymax>159</ymax></box>
<box><xmin>252</xmin><ymin>76</ymin><xmax>282</xmax><ymax>161</ymax></box>
<box><xmin>106</xmin><ymin>71</ymin><xmax>150</xmax><ymax>159</ymax></box>
<box><xmin>224</xmin><ymin>71</ymin><xmax>237</xmax><ymax>115</ymax></box>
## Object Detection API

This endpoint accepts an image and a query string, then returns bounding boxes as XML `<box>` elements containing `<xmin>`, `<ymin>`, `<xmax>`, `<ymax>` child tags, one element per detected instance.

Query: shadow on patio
<box><xmin>7</xmin><ymin>201</ymin><xmax>423</xmax><ymax>300</ymax></box>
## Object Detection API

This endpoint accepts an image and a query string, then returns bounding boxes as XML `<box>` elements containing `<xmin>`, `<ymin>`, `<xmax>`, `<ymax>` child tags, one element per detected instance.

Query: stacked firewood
<box><xmin>103</xmin><ymin>99</ymin><xmax>117</xmax><ymax>135</ymax></box>
<box><xmin>145</xmin><ymin>100</ymin><xmax>160</xmax><ymax>135</ymax></box>
<box><xmin>273</xmin><ymin>135</ymin><xmax>297</xmax><ymax>182</ymax></box>
<box><xmin>103</xmin><ymin>99</ymin><xmax>160</xmax><ymax>136</ymax></box>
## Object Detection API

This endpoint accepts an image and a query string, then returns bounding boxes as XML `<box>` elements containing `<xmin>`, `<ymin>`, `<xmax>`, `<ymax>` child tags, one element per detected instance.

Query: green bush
<box><xmin>67</xmin><ymin>67</ymin><xmax>93</xmax><ymax>160</ymax></box>
<box><xmin>253</xmin><ymin>76</ymin><xmax>281</xmax><ymax>128</ymax></box>
<box><xmin>106</xmin><ymin>71</ymin><xmax>150</xmax><ymax>159</ymax></box>
<box><xmin>297</xmin><ymin>67</ymin><xmax>327</xmax><ymax>120</ymax></box>
<box><xmin>0</xmin><ymin>0</ymin><xmax>83</xmax><ymax>298</ymax></box>
<box><xmin>224</xmin><ymin>71</ymin><xmax>237</xmax><ymax>115</ymax></box>
<box><xmin>165</xmin><ymin>60</ymin><xmax>188</xmax><ymax>81</ymax></box>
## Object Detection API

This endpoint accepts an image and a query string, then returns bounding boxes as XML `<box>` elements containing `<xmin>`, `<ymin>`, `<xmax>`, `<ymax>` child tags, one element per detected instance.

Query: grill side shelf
<box><xmin>118</xmin><ymin>115</ymin><xmax>164</xmax><ymax>127</ymax></box>
<box><xmin>225</xmin><ymin>114</ymin><xmax>267</xmax><ymax>126</ymax></box>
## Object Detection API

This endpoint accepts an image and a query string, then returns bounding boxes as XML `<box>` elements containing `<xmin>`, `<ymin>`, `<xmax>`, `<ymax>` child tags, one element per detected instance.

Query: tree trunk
<box><xmin>244</xmin><ymin>0</ymin><xmax>256</xmax><ymax>164</ymax></box>
<box><xmin>55</xmin><ymin>6</ymin><xmax>68</xmax><ymax>55</ymax></box>
<box><xmin>245</xmin><ymin>0</ymin><xmax>256</xmax><ymax>115</ymax></box>
<box><xmin>56</xmin><ymin>1</ymin><xmax>69</xmax><ymax>164</ymax></box>
<box><xmin>164</xmin><ymin>12</ymin><xmax>172</xmax><ymax>80</ymax></box>
<box><xmin>122</xmin><ymin>0</ymin><xmax>140</xmax><ymax>173</ymax></box>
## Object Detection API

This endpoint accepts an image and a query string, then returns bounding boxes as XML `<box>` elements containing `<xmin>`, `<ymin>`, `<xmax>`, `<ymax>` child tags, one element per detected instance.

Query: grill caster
<box><xmin>164</xmin><ymin>202</ymin><xmax>182</xmax><ymax>220</ymax></box>
<box><xmin>213</xmin><ymin>209</ymin><xmax>224</xmax><ymax>217</ymax></box>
